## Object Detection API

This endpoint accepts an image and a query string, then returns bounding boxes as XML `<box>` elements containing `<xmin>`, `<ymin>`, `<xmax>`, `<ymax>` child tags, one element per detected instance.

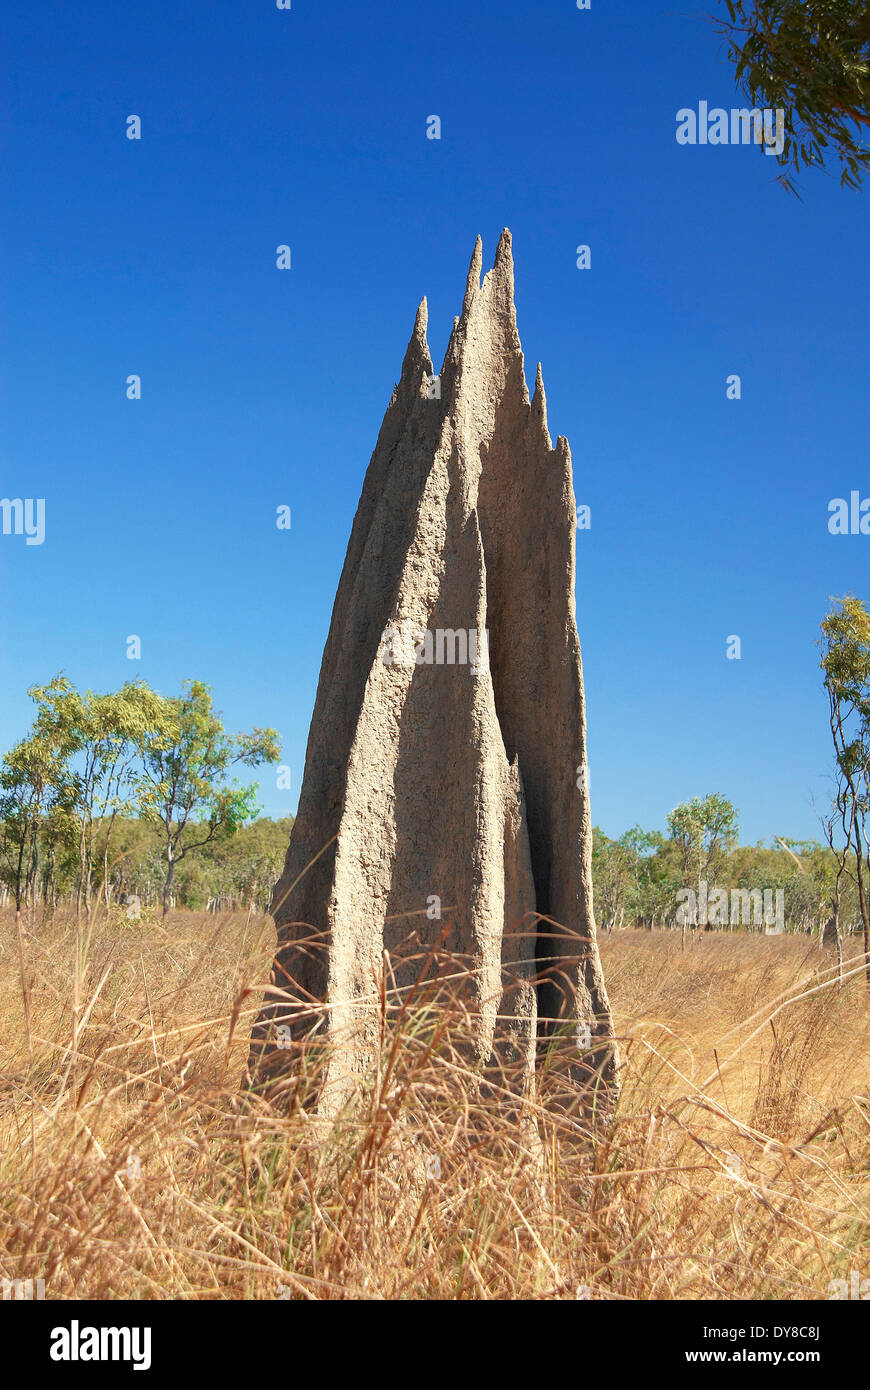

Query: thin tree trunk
<box><xmin>14</xmin><ymin>834</ymin><xmax>25</xmax><ymax>915</ymax></box>
<box><xmin>163</xmin><ymin>845</ymin><xmax>175</xmax><ymax>918</ymax></box>
<box><xmin>76</xmin><ymin>818</ymin><xmax>87</xmax><ymax>923</ymax></box>
<box><xmin>850</xmin><ymin>808</ymin><xmax>870</xmax><ymax>989</ymax></box>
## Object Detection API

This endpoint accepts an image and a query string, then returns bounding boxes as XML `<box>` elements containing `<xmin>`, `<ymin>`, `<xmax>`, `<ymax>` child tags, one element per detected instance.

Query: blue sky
<box><xmin>1</xmin><ymin>0</ymin><xmax>867</xmax><ymax>845</ymax></box>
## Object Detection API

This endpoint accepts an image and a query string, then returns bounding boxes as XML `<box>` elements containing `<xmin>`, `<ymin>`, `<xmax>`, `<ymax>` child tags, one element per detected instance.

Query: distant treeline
<box><xmin>3</xmin><ymin>801</ymin><xmax>848</xmax><ymax>932</ymax></box>
<box><xmin>0</xmin><ymin>674</ymin><xmax>280</xmax><ymax>916</ymax></box>
<box><xmin>593</xmin><ymin>823</ymin><xmax>861</xmax><ymax>937</ymax></box>
<box><xmin>0</xmin><ymin>813</ymin><xmax>293</xmax><ymax>915</ymax></box>
<box><xmin>4</xmin><ymin>589</ymin><xmax>870</xmax><ymax>959</ymax></box>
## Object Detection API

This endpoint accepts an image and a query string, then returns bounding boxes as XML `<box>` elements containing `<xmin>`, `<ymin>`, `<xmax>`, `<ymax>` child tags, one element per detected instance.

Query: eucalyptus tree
<box><xmin>713</xmin><ymin>0</ymin><xmax>870</xmax><ymax>192</ymax></box>
<box><xmin>591</xmin><ymin>829</ymin><xmax>633</xmax><ymax>932</ymax></box>
<box><xmin>136</xmin><ymin>680</ymin><xmax>280</xmax><ymax>915</ymax></box>
<box><xmin>27</xmin><ymin>676</ymin><xmax>171</xmax><ymax>918</ymax></box>
<box><xmin>668</xmin><ymin>794</ymin><xmax>739</xmax><ymax>940</ymax></box>
<box><xmin>820</xmin><ymin>596</ymin><xmax>870</xmax><ymax>986</ymax></box>
<box><xmin>0</xmin><ymin>676</ymin><xmax>78</xmax><ymax>912</ymax></box>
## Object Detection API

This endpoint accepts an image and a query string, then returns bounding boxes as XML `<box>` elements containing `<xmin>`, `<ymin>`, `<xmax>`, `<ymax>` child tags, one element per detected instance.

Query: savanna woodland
<box><xmin>0</xmin><ymin>601</ymin><xmax>867</xmax><ymax>1300</ymax></box>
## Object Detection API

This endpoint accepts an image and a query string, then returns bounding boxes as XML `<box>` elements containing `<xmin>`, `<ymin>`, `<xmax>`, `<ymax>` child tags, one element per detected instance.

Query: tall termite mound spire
<box><xmin>249</xmin><ymin>231</ymin><xmax>617</xmax><ymax>1108</ymax></box>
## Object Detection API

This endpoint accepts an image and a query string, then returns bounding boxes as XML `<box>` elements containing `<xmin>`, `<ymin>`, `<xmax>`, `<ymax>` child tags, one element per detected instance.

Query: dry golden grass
<box><xmin>0</xmin><ymin>906</ymin><xmax>867</xmax><ymax>1300</ymax></box>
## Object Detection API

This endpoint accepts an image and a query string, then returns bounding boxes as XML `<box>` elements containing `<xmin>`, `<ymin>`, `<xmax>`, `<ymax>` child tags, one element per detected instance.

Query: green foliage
<box><xmin>714</xmin><ymin>1</ymin><xmax>870</xmax><ymax>191</ymax></box>
<box><xmin>592</xmin><ymin>825</ymin><xmax>678</xmax><ymax>928</ymax></box>
<box><xmin>820</xmin><ymin>595</ymin><xmax>870</xmax><ymax>708</ymax></box>
<box><xmin>667</xmin><ymin>794</ymin><xmax>739</xmax><ymax>887</ymax></box>
<box><xmin>134</xmin><ymin>680</ymin><xmax>280</xmax><ymax>912</ymax></box>
<box><xmin>137</xmin><ymin>683</ymin><xmax>278</xmax><ymax>824</ymax></box>
<box><xmin>0</xmin><ymin>675</ymin><xmax>282</xmax><ymax>915</ymax></box>
<box><xmin>820</xmin><ymin>595</ymin><xmax>870</xmax><ymax>975</ymax></box>
<box><xmin>100</xmin><ymin>812</ymin><xmax>293</xmax><ymax>910</ymax></box>
<box><xmin>26</xmin><ymin>676</ymin><xmax>173</xmax><ymax>911</ymax></box>
<box><xmin>0</xmin><ymin>677</ymin><xmax>79</xmax><ymax>909</ymax></box>
<box><xmin>593</xmin><ymin>822</ymin><xmax>857</xmax><ymax>935</ymax></box>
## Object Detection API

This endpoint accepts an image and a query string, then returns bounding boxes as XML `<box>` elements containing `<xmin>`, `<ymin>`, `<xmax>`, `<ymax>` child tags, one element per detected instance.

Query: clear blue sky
<box><xmin>1</xmin><ymin>0</ymin><xmax>867</xmax><ymax>845</ymax></box>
